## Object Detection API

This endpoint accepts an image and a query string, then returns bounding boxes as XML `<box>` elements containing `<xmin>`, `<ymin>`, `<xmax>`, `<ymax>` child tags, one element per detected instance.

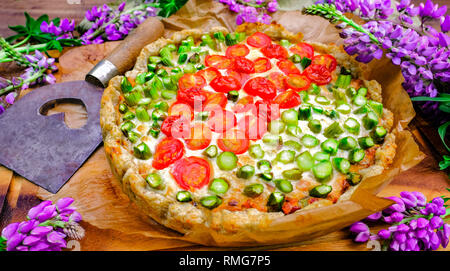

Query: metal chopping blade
<box><xmin>0</xmin><ymin>81</ymin><xmax>103</xmax><ymax>193</ymax></box>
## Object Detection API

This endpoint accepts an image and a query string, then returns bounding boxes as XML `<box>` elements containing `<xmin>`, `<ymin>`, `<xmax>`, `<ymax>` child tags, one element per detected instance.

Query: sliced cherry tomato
<box><xmin>152</xmin><ymin>138</ymin><xmax>185</xmax><ymax>170</ymax></box>
<box><xmin>205</xmin><ymin>55</ymin><xmax>234</xmax><ymax>69</ymax></box>
<box><xmin>267</xmin><ymin>72</ymin><xmax>287</xmax><ymax>92</ymax></box>
<box><xmin>277</xmin><ymin>59</ymin><xmax>301</xmax><ymax>75</ymax></box>
<box><xmin>274</xmin><ymin>90</ymin><xmax>302</xmax><ymax>109</ymax></box>
<box><xmin>196</xmin><ymin>67</ymin><xmax>220</xmax><ymax>82</ymax></box>
<box><xmin>210</xmin><ymin>75</ymin><xmax>242</xmax><ymax>93</ymax></box>
<box><xmin>169</xmin><ymin>102</ymin><xmax>194</xmax><ymax>120</ymax></box>
<box><xmin>171</xmin><ymin>156</ymin><xmax>212</xmax><ymax>191</ymax></box>
<box><xmin>285</xmin><ymin>74</ymin><xmax>311</xmax><ymax>91</ymax></box>
<box><xmin>261</xmin><ymin>43</ymin><xmax>288</xmax><ymax>59</ymax></box>
<box><xmin>177</xmin><ymin>87</ymin><xmax>207</xmax><ymax>107</ymax></box>
<box><xmin>226</xmin><ymin>44</ymin><xmax>250</xmax><ymax>58</ymax></box>
<box><xmin>311</xmin><ymin>54</ymin><xmax>337</xmax><ymax>71</ymax></box>
<box><xmin>255</xmin><ymin>99</ymin><xmax>280</xmax><ymax>121</ymax></box>
<box><xmin>243</xmin><ymin>77</ymin><xmax>277</xmax><ymax>100</ymax></box>
<box><xmin>178</xmin><ymin>73</ymin><xmax>206</xmax><ymax>90</ymax></box>
<box><xmin>217</xmin><ymin>129</ymin><xmax>250</xmax><ymax>154</ymax></box>
<box><xmin>226</xmin><ymin>70</ymin><xmax>250</xmax><ymax>86</ymax></box>
<box><xmin>237</xmin><ymin>115</ymin><xmax>267</xmax><ymax>140</ymax></box>
<box><xmin>233</xmin><ymin>56</ymin><xmax>255</xmax><ymax>74</ymax></box>
<box><xmin>289</xmin><ymin>42</ymin><xmax>314</xmax><ymax>59</ymax></box>
<box><xmin>246</xmin><ymin>32</ymin><xmax>271</xmax><ymax>48</ymax></box>
<box><xmin>161</xmin><ymin>114</ymin><xmax>191</xmax><ymax>138</ymax></box>
<box><xmin>203</xmin><ymin>92</ymin><xmax>227</xmax><ymax>111</ymax></box>
<box><xmin>304</xmin><ymin>64</ymin><xmax>332</xmax><ymax>85</ymax></box>
<box><xmin>254</xmin><ymin>57</ymin><xmax>272</xmax><ymax>73</ymax></box>
<box><xmin>207</xmin><ymin>110</ymin><xmax>237</xmax><ymax>133</ymax></box>
<box><xmin>233</xmin><ymin>95</ymin><xmax>254</xmax><ymax>113</ymax></box>
<box><xmin>184</xmin><ymin>123</ymin><xmax>212</xmax><ymax>150</ymax></box>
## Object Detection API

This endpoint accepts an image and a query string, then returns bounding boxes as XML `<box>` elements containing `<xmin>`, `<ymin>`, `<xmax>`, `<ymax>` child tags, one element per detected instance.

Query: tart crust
<box><xmin>100</xmin><ymin>22</ymin><xmax>396</xmax><ymax>242</ymax></box>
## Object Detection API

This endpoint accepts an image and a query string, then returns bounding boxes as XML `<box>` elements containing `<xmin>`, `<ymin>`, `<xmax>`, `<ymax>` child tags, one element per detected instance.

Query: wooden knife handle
<box><xmin>85</xmin><ymin>17</ymin><xmax>164</xmax><ymax>87</ymax></box>
<box><xmin>105</xmin><ymin>17</ymin><xmax>164</xmax><ymax>74</ymax></box>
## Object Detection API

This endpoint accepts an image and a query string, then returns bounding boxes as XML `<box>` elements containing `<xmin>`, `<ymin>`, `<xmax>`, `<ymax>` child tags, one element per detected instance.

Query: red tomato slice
<box><xmin>267</xmin><ymin>72</ymin><xmax>287</xmax><ymax>92</ymax></box>
<box><xmin>203</xmin><ymin>92</ymin><xmax>227</xmax><ymax>112</ymax></box>
<box><xmin>177</xmin><ymin>87</ymin><xmax>207</xmax><ymax>107</ymax></box>
<box><xmin>243</xmin><ymin>77</ymin><xmax>277</xmax><ymax>100</ymax></box>
<box><xmin>184</xmin><ymin>123</ymin><xmax>212</xmax><ymax>150</ymax></box>
<box><xmin>254</xmin><ymin>57</ymin><xmax>272</xmax><ymax>73</ymax></box>
<box><xmin>285</xmin><ymin>74</ymin><xmax>311</xmax><ymax>91</ymax></box>
<box><xmin>210</xmin><ymin>75</ymin><xmax>242</xmax><ymax>93</ymax></box>
<box><xmin>178</xmin><ymin>73</ymin><xmax>206</xmax><ymax>90</ymax></box>
<box><xmin>226</xmin><ymin>44</ymin><xmax>250</xmax><ymax>58</ymax></box>
<box><xmin>237</xmin><ymin>115</ymin><xmax>267</xmax><ymax>140</ymax></box>
<box><xmin>247</xmin><ymin>32</ymin><xmax>271</xmax><ymax>48</ymax></box>
<box><xmin>261</xmin><ymin>43</ymin><xmax>288</xmax><ymax>59</ymax></box>
<box><xmin>207</xmin><ymin>110</ymin><xmax>237</xmax><ymax>133</ymax></box>
<box><xmin>233</xmin><ymin>95</ymin><xmax>254</xmax><ymax>113</ymax></box>
<box><xmin>274</xmin><ymin>90</ymin><xmax>302</xmax><ymax>109</ymax></box>
<box><xmin>217</xmin><ymin>129</ymin><xmax>250</xmax><ymax>154</ymax></box>
<box><xmin>196</xmin><ymin>67</ymin><xmax>220</xmax><ymax>82</ymax></box>
<box><xmin>205</xmin><ymin>55</ymin><xmax>234</xmax><ymax>69</ymax></box>
<box><xmin>171</xmin><ymin>156</ymin><xmax>212</xmax><ymax>191</ymax></box>
<box><xmin>277</xmin><ymin>59</ymin><xmax>301</xmax><ymax>75</ymax></box>
<box><xmin>304</xmin><ymin>64</ymin><xmax>332</xmax><ymax>85</ymax></box>
<box><xmin>169</xmin><ymin>102</ymin><xmax>194</xmax><ymax>120</ymax></box>
<box><xmin>311</xmin><ymin>54</ymin><xmax>337</xmax><ymax>71</ymax></box>
<box><xmin>233</xmin><ymin>56</ymin><xmax>255</xmax><ymax>74</ymax></box>
<box><xmin>290</xmin><ymin>42</ymin><xmax>314</xmax><ymax>59</ymax></box>
<box><xmin>152</xmin><ymin>138</ymin><xmax>185</xmax><ymax>170</ymax></box>
<box><xmin>161</xmin><ymin>115</ymin><xmax>190</xmax><ymax>138</ymax></box>
<box><xmin>226</xmin><ymin>70</ymin><xmax>250</xmax><ymax>86</ymax></box>
<box><xmin>255</xmin><ymin>100</ymin><xmax>280</xmax><ymax>121</ymax></box>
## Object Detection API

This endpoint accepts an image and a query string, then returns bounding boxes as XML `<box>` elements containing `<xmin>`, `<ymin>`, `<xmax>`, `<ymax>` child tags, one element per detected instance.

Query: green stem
<box><xmin>0</xmin><ymin>57</ymin><xmax>13</xmax><ymax>63</ymax></box>
<box><xmin>303</xmin><ymin>4</ymin><xmax>381</xmax><ymax>45</ymax></box>
<box><xmin>0</xmin><ymin>43</ymin><xmax>48</xmax><ymax>61</ymax></box>
<box><xmin>235</xmin><ymin>0</ymin><xmax>266</xmax><ymax>8</ymax></box>
<box><xmin>0</xmin><ymin>68</ymin><xmax>44</xmax><ymax>96</ymax></box>
<box><xmin>11</xmin><ymin>35</ymin><xmax>31</xmax><ymax>48</ymax></box>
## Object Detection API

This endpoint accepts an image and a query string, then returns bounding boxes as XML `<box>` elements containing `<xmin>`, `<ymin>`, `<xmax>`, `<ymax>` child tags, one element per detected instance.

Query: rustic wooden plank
<box><xmin>0</xmin><ymin>167</ymin><xmax>14</xmax><ymax>217</ymax></box>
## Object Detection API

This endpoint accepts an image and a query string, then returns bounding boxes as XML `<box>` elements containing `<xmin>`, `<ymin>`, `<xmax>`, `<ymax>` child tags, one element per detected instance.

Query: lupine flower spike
<box><xmin>0</xmin><ymin>198</ymin><xmax>83</xmax><ymax>251</ymax></box>
<box><xmin>349</xmin><ymin>191</ymin><xmax>449</xmax><ymax>251</ymax></box>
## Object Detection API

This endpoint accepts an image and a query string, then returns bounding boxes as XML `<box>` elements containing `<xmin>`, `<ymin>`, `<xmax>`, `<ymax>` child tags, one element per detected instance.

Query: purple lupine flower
<box><xmin>377</xmin><ymin>229</ymin><xmax>391</xmax><ymax>240</ymax></box>
<box><xmin>267</xmin><ymin>0</ymin><xmax>278</xmax><ymax>13</ymax></box>
<box><xmin>365</xmin><ymin>211</ymin><xmax>382</xmax><ymax>222</ymax></box>
<box><xmin>384</xmin><ymin>196</ymin><xmax>406</xmax><ymax>214</ymax></box>
<box><xmin>80</xmin><ymin>1</ymin><xmax>157</xmax><ymax>44</ymax></box>
<box><xmin>346</xmin><ymin>191</ymin><xmax>449</xmax><ymax>251</ymax></box>
<box><xmin>349</xmin><ymin>221</ymin><xmax>369</xmax><ymax>233</ymax></box>
<box><xmin>1</xmin><ymin>197</ymin><xmax>82</xmax><ymax>251</ymax></box>
<box><xmin>4</xmin><ymin>92</ymin><xmax>16</xmax><ymax>105</ymax></box>
<box><xmin>383</xmin><ymin>212</ymin><xmax>404</xmax><ymax>223</ymax></box>
<box><xmin>441</xmin><ymin>15</ymin><xmax>450</xmax><ymax>32</ymax></box>
<box><xmin>399</xmin><ymin>191</ymin><xmax>418</xmax><ymax>209</ymax></box>
<box><xmin>40</xmin><ymin>18</ymin><xmax>75</xmax><ymax>39</ymax></box>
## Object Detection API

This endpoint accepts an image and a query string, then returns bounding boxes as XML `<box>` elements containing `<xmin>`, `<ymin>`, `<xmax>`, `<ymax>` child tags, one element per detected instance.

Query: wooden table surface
<box><xmin>0</xmin><ymin>0</ymin><xmax>449</xmax><ymax>251</ymax></box>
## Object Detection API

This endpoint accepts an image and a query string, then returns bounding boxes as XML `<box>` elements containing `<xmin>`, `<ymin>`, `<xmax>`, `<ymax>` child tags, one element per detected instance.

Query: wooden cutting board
<box><xmin>0</xmin><ymin>39</ymin><xmax>449</xmax><ymax>251</ymax></box>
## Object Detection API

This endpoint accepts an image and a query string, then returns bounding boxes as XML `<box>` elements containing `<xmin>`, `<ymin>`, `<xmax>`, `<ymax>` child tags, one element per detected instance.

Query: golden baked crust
<box><xmin>100</xmin><ymin>22</ymin><xmax>396</xmax><ymax>242</ymax></box>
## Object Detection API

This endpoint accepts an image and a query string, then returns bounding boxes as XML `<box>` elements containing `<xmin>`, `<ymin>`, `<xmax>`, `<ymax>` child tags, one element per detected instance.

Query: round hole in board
<box><xmin>39</xmin><ymin>98</ymin><xmax>88</xmax><ymax>129</ymax></box>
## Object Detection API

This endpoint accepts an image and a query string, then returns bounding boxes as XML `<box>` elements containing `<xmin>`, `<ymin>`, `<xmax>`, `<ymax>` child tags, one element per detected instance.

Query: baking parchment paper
<box><xmin>36</xmin><ymin>0</ymin><xmax>425</xmax><ymax>248</ymax></box>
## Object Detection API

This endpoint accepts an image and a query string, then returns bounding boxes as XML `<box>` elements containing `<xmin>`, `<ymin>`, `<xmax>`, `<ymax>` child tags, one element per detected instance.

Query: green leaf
<box><xmin>156</xmin><ymin>0</ymin><xmax>189</xmax><ymax>18</ymax></box>
<box><xmin>24</xmin><ymin>12</ymin><xmax>36</xmax><ymax>31</ymax></box>
<box><xmin>438</xmin><ymin>121</ymin><xmax>450</xmax><ymax>152</ymax></box>
<box><xmin>411</xmin><ymin>96</ymin><xmax>450</xmax><ymax>102</ymax></box>
<box><xmin>439</xmin><ymin>155</ymin><xmax>450</xmax><ymax>170</ymax></box>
